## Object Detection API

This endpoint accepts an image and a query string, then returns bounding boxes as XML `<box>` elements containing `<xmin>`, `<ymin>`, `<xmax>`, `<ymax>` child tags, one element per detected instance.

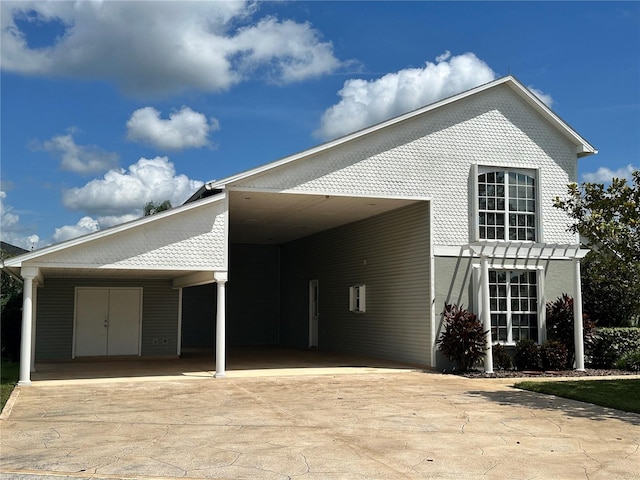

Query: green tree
<box><xmin>554</xmin><ymin>170</ymin><xmax>640</xmax><ymax>326</ymax></box>
<box><xmin>143</xmin><ymin>200</ymin><xmax>172</xmax><ymax>216</ymax></box>
<box><xmin>1</xmin><ymin>244</ymin><xmax>26</xmax><ymax>361</ymax></box>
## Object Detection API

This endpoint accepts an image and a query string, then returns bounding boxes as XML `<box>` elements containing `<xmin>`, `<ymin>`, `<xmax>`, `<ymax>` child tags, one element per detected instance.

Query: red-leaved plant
<box><xmin>437</xmin><ymin>303</ymin><xmax>487</xmax><ymax>371</ymax></box>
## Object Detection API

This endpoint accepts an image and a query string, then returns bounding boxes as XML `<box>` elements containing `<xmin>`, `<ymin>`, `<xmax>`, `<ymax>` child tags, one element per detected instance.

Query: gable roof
<box><xmin>187</xmin><ymin>75</ymin><xmax>597</xmax><ymax>203</ymax></box>
<box><xmin>2</xmin><ymin>192</ymin><xmax>226</xmax><ymax>272</ymax></box>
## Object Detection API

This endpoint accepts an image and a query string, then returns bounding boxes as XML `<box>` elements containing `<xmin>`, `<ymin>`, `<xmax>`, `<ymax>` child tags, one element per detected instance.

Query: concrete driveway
<box><xmin>1</xmin><ymin>369</ymin><xmax>639</xmax><ymax>480</ymax></box>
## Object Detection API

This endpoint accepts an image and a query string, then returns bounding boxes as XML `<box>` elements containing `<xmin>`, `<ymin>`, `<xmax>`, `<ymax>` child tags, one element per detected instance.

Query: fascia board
<box><xmin>2</xmin><ymin>192</ymin><xmax>227</xmax><ymax>268</ymax></box>
<box><xmin>502</xmin><ymin>78</ymin><xmax>597</xmax><ymax>156</ymax></box>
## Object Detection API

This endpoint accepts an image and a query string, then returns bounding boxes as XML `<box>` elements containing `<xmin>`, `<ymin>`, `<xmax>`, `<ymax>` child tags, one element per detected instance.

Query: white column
<box><xmin>30</xmin><ymin>284</ymin><xmax>38</xmax><ymax>372</ymax></box>
<box><xmin>176</xmin><ymin>287</ymin><xmax>183</xmax><ymax>357</ymax></box>
<box><xmin>18</xmin><ymin>267</ymin><xmax>39</xmax><ymax>386</ymax></box>
<box><xmin>214</xmin><ymin>271</ymin><xmax>228</xmax><ymax>378</ymax></box>
<box><xmin>481</xmin><ymin>256</ymin><xmax>494</xmax><ymax>373</ymax></box>
<box><xmin>573</xmin><ymin>259</ymin><xmax>585</xmax><ymax>371</ymax></box>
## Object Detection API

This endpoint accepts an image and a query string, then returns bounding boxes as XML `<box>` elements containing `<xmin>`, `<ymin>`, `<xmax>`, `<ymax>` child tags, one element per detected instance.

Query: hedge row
<box><xmin>586</xmin><ymin>327</ymin><xmax>640</xmax><ymax>368</ymax></box>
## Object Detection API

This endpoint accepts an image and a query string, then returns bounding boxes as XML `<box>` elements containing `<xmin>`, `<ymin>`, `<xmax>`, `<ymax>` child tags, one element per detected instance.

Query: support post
<box><xmin>481</xmin><ymin>256</ymin><xmax>493</xmax><ymax>373</ymax></box>
<box><xmin>18</xmin><ymin>268</ymin><xmax>39</xmax><ymax>386</ymax></box>
<box><xmin>214</xmin><ymin>271</ymin><xmax>228</xmax><ymax>378</ymax></box>
<box><xmin>573</xmin><ymin>258</ymin><xmax>585</xmax><ymax>371</ymax></box>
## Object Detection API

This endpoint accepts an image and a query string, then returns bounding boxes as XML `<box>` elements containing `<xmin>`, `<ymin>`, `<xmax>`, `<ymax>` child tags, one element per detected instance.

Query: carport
<box><xmin>4</xmin><ymin>187</ymin><xmax>430</xmax><ymax>386</ymax></box>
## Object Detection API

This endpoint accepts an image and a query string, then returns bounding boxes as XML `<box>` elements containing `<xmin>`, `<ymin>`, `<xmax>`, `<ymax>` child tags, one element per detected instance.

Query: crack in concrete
<box><xmin>624</xmin><ymin>442</ymin><xmax>639</xmax><ymax>459</ymax></box>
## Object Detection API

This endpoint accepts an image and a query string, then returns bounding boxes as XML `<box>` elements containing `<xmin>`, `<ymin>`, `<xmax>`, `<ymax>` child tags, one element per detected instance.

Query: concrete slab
<box><xmin>1</xmin><ymin>370</ymin><xmax>639</xmax><ymax>480</ymax></box>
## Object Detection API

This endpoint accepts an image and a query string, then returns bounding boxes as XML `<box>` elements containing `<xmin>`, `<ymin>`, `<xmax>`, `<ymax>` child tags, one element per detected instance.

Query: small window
<box><xmin>349</xmin><ymin>285</ymin><xmax>366</xmax><ymax>313</ymax></box>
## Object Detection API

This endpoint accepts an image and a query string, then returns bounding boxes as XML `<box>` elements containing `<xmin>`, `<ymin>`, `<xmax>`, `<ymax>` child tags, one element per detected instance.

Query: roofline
<box><xmin>2</xmin><ymin>191</ymin><xmax>226</xmax><ymax>268</ymax></box>
<box><xmin>195</xmin><ymin>75</ymin><xmax>596</xmax><ymax>194</ymax></box>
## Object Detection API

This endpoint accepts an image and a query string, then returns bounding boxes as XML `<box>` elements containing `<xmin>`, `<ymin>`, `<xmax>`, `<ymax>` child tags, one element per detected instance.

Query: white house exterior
<box><xmin>3</xmin><ymin>76</ymin><xmax>596</xmax><ymax>384</ymax></box>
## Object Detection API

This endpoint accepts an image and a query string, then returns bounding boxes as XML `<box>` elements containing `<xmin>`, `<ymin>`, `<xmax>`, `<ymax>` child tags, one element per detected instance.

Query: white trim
<box><xmin>433</xmin><ymin>245</ymin><xmax>475</xmax><ymax>257</ymax></box>
<box><xmin>474</xmin><ymin>263</ymin><xmax>543</xmax><ymax>347</ymax></box>
<box><xmin>23</xmin><ymin>263</ymin><xmax>225</xmax><ymax>272</ymax></box>
<box><xmin>429</xmin><ymin>201</ymin><xmax>436</xmax><ymax>368</ymax></box>
<box><xmin>537</xmin><ymin>269</ymin><xmax>546</xmax><ymax>343</ymax></box>
<box><xmin>470</xmin><ymin>163</ymin><xmax>479</xmax><ymax>242</ymax></box>
<box><xmin>173</xmin><ymin>271</ymin><xmax>216</xmax><ymax>289</ymax></box>
<box><xmin>227</xmin><ymin>186</ymin><xmax>431</xmax><ymax>202</ymax></box>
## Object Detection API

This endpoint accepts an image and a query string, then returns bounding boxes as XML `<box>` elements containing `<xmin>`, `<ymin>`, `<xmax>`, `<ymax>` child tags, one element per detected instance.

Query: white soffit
<box><xmin>229</xmin><ymin>190</ymin><xmax>421</xmax><ymax>244</ymax></box>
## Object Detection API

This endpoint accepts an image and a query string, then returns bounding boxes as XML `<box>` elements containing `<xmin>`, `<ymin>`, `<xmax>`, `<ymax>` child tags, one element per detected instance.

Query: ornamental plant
<box><xmin>492</xmin><ymin>343</ymin><xmax>513</xmax><ymax>370</ymax></box>
<box><xmin>515</xmin><ymin>339</ymin><xmax>542</xmax><ymax>371</ymax></box>
<box><xmin>541</xmin><ymin>340</ymin><xmax>569</xmax><ymax>371</ymax></box>
<box><xmin>437</xmin><ymin>303</ymin><xmax>487</xmax><ymax>371</ymax></box>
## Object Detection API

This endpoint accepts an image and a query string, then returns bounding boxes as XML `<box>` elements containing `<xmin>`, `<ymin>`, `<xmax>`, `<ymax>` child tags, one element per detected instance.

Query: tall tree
<box><xmin>554</xmin><ymin>170</ymin><xmax>640</xmax><ymax>326</ymax></box>
<box><xmin>554</xmin><ymin>170</ymin><xmax>639</xmax><ymax>264</ymax></box>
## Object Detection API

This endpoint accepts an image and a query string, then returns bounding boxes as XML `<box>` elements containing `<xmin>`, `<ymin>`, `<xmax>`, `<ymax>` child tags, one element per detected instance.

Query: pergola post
<box><xmin>214</xmin><ymin>271</ymin><xmax>228</xmax><ymax>378</ymax></box>
<box><xmin>573</xmin><ymin>258</ymin><xmax>585</xmax><ymax>371</ymax></box>
<box><xmin>480</xmin><ymin>255</ymin><xmax>494</xmax><ymax>373</ymax></box>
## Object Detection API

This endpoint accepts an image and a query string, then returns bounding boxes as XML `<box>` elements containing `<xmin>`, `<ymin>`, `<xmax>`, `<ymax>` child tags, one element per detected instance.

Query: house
<box><xmin>2</xmin><ymin>76</ymin><xmax>596</xmax><ymax>385</ymax></box>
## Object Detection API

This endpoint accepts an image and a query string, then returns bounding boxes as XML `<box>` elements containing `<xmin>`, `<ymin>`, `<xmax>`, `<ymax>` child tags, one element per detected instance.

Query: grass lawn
<box><xmin>1</xmin><ymin>360</ymin><xmax>19</xmax><ymax>411</ymax></box>
<box><xmin>515</xmin><ymin>378</ymin><xmax>640</xmax><ymax>414</ymax></box>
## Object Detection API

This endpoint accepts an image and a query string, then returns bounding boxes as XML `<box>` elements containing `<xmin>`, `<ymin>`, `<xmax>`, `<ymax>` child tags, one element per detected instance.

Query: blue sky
<box><xmin>1</xmin><ymin>1</ymin><xmax>638</xmax><ymax>250</ymax></box>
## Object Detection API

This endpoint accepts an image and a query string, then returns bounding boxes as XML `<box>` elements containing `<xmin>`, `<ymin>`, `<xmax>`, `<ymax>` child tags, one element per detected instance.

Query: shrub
<box><xmin>437</xmin><ymin>303</ymin><xmax>487</xmax><ymax>371</ymax></box>
<box><xmin>546</xmin><ymin>294</ymin><xmax>596</xmax><ymax>368</ymax></box>
<box><xmin>492</xmin><ymin>343</ymin><xmax>513</xmax><ymax>370</ymax></box>
<box><xmin>515</xmin><ymin>339</ymin><xmax>542</xmax><ymax>371</ymax></box>
<box><xmin>615</xmin><ymin>350</ymin><xmax>640</xmax><ymax>372</ymax></box>
<box><xmin>586</xmin><ymin>327</ymin><xmax>640</xmax><ymax>368</ymax></box>
<box><xmin>541</xmin><ymin>340</ymin><xmax>569</xmax><ymax>371</ymax></box>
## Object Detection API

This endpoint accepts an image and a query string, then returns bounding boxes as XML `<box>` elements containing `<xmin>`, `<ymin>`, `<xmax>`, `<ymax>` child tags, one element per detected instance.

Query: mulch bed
<box><xmin>453</xmin><ymin>368</ymin><xmax>640</xmax><ymax>379</ymax></box>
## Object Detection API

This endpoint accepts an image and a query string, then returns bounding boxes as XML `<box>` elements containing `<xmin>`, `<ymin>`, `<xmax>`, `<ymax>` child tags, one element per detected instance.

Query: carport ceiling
<box><xmin>229</xmin><ymin>190</ymin><xmax>420</xmax><ymax>245</ymax></box>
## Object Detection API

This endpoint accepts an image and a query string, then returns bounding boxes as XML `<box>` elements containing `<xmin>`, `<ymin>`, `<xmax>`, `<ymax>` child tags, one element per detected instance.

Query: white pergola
<box><xmin>467</xmin><ymin>241</ymin><xmax>589</xmax><ymax>373</ymax></box>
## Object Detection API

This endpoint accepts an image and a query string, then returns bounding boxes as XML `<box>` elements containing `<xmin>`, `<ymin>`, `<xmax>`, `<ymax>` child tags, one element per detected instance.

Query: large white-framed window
<box><xmin>476</xmin><ymin>167</ymin><xmax>538</xmax><ymax>241</ymax></box>
<box><xmin>489</xmin><ymin>270</ymin><xmax>538</xmax><ymax>344</ymax></box>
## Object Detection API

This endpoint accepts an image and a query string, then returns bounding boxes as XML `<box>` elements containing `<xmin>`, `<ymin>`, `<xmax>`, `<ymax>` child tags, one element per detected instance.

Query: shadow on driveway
<box><xmin>466</xmin><ymin>386</ymin><xmax>640</xmax><ymax>426</ymax></box>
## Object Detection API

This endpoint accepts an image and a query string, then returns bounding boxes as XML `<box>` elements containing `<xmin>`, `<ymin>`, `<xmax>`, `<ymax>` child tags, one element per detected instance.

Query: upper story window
<box><xmin>478</xmin><ymin>169</ymin><xmax>536</xmax><ymax>241</ymax></box>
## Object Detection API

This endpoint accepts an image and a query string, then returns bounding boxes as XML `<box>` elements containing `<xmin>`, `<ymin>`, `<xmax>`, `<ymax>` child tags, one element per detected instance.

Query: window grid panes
<box><xmin>479</xmin><ymin>170</ymin><xmax>536</xmax><ymax>241</ymax></box>
<box><xmin>489</xmin><ymin>270</ymin><xmax>538</xmax><ymax>344</ymax></box>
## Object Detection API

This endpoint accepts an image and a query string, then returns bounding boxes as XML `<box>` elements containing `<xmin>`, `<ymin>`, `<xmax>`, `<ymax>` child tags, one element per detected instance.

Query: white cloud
<box><xmin>1</xmin><ymin>1</ymin><xmax>341</xmax><ymax>95</ymax></box>
<box><xmin>0</xmin><ymin>190</ymin><xmax>39</xmax><ymax>250</ymax></box>
<box><xmin>127</xmin><ymin>106</ymin><xmax>219</xmax><ymax>150</ymax></box>
<box><xmin>582</xmin><ymin>164</ymin><xmax>637</xmax><ymax>183</ymax></box>
<box><xmin>315</xmin><ymin>51</ymin><xmax>497</xmax><ymax>140</ymax></box>
<box><xmin>52</xmin><ymin>216</ymin><xmax>99</xmax><ymax>243</ymax></box>
<box><xmin>36</xmin><ymin>131</ymin><xmax>119</xmax><ymax>174</ymax></box>
<box><xmin>62</xmin><ymin>157</ymin><xmax>204</xmax><ymax>219</ymax></box>
<box><xmin>527</xmin><ymin>86</ymin><xmax>554</xmax><ymax>107</ymax></box>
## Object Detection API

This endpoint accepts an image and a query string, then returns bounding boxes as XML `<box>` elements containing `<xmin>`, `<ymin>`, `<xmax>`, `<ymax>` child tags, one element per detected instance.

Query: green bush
<box><xmin>437</xmin><ymin>303</ymin><xmax>487</xmax><ymax>371</ymax></box>
<box><xmin>492</xmin><ymin>343</ymin><xmax>513</xmax><ymax>370</ymax></box>
<box><xmin>515</xmin><ymin>339</ymin><xmax>542</xmax><ymax>371</ymax></box>
<box><xmin>586</xmin><ymin>327</ymin><xmax>640</xmax><ymax>368</ymax></box>
<box><xmin>541</xmin><ymin>340</ymin><xmax>569</xmax><ymax>371</ymax></box>
<box><xmin>615</xmin><ymin>350</ymin><xmax>640</xmax><ymax>372</ymax></box>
